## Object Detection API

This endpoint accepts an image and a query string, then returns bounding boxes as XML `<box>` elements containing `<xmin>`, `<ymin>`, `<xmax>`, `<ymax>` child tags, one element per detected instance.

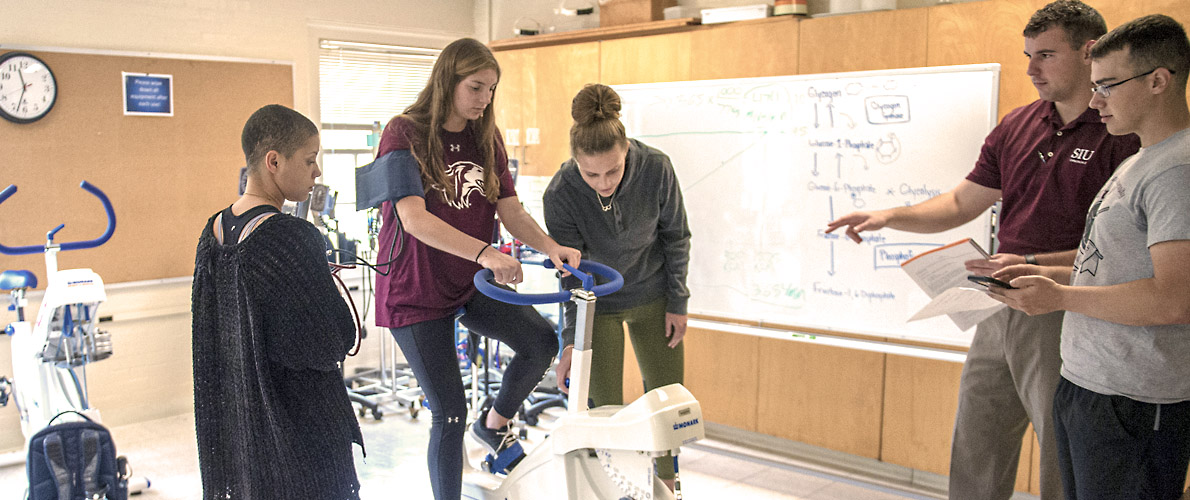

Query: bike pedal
<box><xmin>484</xmin><ymin>441</ymin><xmax>526</xmax><ymax>475</ymax></box>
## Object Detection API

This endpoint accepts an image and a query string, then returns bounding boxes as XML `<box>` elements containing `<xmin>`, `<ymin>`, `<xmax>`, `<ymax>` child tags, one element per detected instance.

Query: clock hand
<box><xmin>16</xmin><ymin>68</ymin><xmax>26</xmax><ymax>108</ymax></box>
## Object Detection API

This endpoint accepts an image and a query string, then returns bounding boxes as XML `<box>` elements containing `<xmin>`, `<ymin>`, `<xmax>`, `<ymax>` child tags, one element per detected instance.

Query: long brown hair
<box><xmin>570</xmin><ymin>83</ymin><xmax>628</xmax><ymax>157</ymax></box>
<box><xmin>401</xmin><ymin>38</ymin><xmax>502</xmax><ymax>204</ymax></box>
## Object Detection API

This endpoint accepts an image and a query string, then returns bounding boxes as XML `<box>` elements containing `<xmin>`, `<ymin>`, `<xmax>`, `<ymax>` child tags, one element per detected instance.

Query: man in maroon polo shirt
<box><xmin>825</xmin><ymin>1</ymin><xmax>1139</xmax><ymax>499</ymax></box>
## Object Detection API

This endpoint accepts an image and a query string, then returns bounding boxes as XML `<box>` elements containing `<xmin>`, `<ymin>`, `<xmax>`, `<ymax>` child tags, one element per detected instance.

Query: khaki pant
<box><xmin>949</xmin><ymin>307</ymin><xmax>1065</xmax><ymax>500</ymax></box>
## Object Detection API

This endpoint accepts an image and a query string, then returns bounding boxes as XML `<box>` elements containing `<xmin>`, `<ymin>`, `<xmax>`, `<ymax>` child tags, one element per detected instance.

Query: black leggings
<box><xmin>389</xmin><ymin>290</ymin><xmax>556</xmax><ymax>500</ymax></box>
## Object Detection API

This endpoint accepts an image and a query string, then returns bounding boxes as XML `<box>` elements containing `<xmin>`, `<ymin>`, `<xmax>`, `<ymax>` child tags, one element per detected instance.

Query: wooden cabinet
<box><xmin>493</xmin><ymin>42</ymin><xmax>599</xmax><ymax>177</ymax></box>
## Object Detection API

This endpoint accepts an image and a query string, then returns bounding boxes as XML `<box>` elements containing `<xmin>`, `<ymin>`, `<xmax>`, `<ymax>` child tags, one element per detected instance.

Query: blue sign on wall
<box><xmin>123</xmin><ymin>73</ymin><xmax>173</xmax><ymax>116</ymax></box>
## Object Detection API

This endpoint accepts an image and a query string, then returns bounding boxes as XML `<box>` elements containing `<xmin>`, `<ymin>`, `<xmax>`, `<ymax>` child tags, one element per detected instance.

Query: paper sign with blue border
<box><xmin>122</xmin><ymin>72</ymin><xmax>173</xmax><ymax>116</ymax></box>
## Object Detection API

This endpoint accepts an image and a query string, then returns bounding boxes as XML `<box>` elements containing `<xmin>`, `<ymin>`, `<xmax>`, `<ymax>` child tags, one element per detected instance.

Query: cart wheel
<box><xmin>524</xmin><ymin>414</ymin><xmax>538</xmax><ymax>427</ymax></box>
<box><xmin>372</xmin><ymin>408</ymin><xmax>384</xmax><ymax>421</ymax></box>
<box><xmin>519</xmin><ymin>428</ymin><xmax>528</xmax><ymax>440</ymax></box>
<box><xmin>358</xmin><ymin>407</ymin><xmax>367</xmax><ymax>418</ymax></box>
<box><xmin>409</xmin><ymin>405</ymin><xmax>419</xmax><ymax>419</ymax></box>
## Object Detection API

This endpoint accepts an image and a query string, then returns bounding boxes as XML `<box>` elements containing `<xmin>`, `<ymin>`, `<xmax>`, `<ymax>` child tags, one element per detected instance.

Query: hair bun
<box><xmin>572</xmin><ymin>84</ymin><xmax>621</xmax><ymax>124</ymax></box>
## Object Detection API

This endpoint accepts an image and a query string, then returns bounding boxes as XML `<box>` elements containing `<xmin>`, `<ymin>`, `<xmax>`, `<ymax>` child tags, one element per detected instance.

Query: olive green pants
<box><xmin>587</xmin><ymin>297</ymin><xmax>685</xmax><ymax>479</ymax></box>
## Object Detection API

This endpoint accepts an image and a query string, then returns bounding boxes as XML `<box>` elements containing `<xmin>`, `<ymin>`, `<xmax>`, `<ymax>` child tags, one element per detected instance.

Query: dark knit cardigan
<box><xmin>191</xmin><ymin>212</ymin><xmax>363</xmax><ymax>500</ymax></box>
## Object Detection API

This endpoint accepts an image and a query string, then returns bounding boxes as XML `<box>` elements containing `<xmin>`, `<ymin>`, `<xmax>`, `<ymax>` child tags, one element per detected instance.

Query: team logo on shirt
<box><xmin>1069</xmin><ymin>148</ymin><xmax>1095</xmax><ymax>165</ymax></box>
<box><xmin>441</xmin><ymin>161</ymin><xmax>485</xmax><ymax>210</ymax></box>
<box><xmin>1075</xmin><ymin>239</ymin><xmax>1103</xmax><ymax>276</ymax></box>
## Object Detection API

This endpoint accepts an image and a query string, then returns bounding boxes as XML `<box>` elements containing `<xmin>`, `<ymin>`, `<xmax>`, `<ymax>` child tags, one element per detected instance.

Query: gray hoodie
<box><xmin>543</xmin><ymin>139</ymin><xmax>691</xmax><ymax>346</ymax></box>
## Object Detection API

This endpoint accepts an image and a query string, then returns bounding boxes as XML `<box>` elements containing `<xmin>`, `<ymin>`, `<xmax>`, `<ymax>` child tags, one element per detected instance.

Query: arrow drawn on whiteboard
<box><xmin>828</xmin><ymin>240</ymin><xmax>836</xmax><ymax>276</ymax></box>
<box><xmin>826</xmin><ymin>103</ymin><xmax>836</xmax><ymax>128</ymax></box>
<box><xmin>836</xmin><ymin>153</ymin><xmax>844</xmax><ymax>177</ymax></box>
<box><xmin>814</xmin><ymin>103</ymin><xmax>820</xmax><ymax>128</ymax></box>
<box><xmin>839</xmin><ymin>112</ymin><xmax>856</xmax><ymax>129</ymax></box>
<box><xmin>812</xmin><ymin>152</ymin><xmax>819</xmax><ymax>176</ymax></box>
<box><xmin>853</xmin><ymin>154</ymin><xmax>868</xmax><ymax>170</ymax></box>
<box><xmin>827</xmin><ymin>196</ymin><xmax>837</xmax><ymax>274</ymax></box>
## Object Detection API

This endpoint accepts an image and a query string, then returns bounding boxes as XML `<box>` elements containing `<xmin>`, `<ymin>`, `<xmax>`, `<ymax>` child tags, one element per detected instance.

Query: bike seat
<box><xmin>0</xmin><ymin>270</ymin><xmax>37</xmax><ymax>291</ymax></box>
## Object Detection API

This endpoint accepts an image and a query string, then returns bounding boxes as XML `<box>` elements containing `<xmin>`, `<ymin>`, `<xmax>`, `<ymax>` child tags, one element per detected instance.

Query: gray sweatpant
<box><xmin>948</xmin><ymin>307</ymin><xmax>1065</xmax><ymax>500</ymax></box>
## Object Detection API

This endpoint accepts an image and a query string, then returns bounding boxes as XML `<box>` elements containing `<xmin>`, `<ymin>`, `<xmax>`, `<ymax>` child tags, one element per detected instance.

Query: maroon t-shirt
<box><xmin>966</xmin><ymin>100</ymin><xmax>1140</xmax><ymax>255</ymax></box>
<box><xmin>373</xmin><ymin>117</ymin><xmax>515</xmax><ymax>328</ymax></box>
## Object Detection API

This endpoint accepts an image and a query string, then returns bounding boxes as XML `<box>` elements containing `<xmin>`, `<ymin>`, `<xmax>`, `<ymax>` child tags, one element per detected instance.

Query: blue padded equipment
<box><xmin>0</xmin><ymin>270</ymin><xmax>37</xmax><ymax>291</ymax></box>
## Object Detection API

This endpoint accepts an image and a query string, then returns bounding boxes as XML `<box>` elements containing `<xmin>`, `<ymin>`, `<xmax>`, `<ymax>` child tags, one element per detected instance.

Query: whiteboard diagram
<box><xmin>615</xmin><ymin>64</ymin><xmax>1000</xmax><ymax>347</ymax></box>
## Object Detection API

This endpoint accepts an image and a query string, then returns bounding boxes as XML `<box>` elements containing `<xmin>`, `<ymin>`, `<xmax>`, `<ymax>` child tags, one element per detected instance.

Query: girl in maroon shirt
<box><xmin>372</xmin><ymin>38</ymin><xmax>579</xmax><ymax>500</ymax></box>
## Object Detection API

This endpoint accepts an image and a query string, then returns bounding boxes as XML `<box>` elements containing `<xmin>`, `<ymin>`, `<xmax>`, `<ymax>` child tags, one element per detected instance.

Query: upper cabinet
<box><xmin>493</xmin><ymin>42</ymin><xmax>600</xmax><ymax>177</ymax></box>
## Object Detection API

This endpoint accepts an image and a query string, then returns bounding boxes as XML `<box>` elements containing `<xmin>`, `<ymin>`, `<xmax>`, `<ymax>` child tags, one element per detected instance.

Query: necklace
<box><xmin>597</xmin><ymin>193</ymin><xmax>613</xmax><ymax>212</ymax></box>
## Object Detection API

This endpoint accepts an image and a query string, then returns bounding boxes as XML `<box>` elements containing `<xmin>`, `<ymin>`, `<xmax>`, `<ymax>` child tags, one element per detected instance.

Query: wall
<box><xmin>483</xmin><ymin>0</ymin><xmax>984</xmax><ymax>43</ymax></box>
<box><xmin>3</xmin><ymin>0</ymin><xmax>476</xmax><ymax>122</ymax></box>
<box><xmin>490</xmin><ymin>0</ymin><xmax>1190</xmax><ymax>495</ymax></box>
<box><xmin>0</xmin><ymin>0</ymin><xmax>478</xmax><ymax>453</ymax></box>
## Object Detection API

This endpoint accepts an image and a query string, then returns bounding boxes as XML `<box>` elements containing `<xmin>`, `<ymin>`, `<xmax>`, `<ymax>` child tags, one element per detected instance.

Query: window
<box><xmin>318</xmin><ymin>40</ymin><xmax>438</xmax><ymax>242</ymax></box>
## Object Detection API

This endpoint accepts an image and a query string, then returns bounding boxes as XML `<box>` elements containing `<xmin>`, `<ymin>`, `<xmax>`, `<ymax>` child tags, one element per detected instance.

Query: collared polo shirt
<box><xmin>965</xmin><ymin>100</ymin><xmax>1140</xmax><ymax>255</ymax></box>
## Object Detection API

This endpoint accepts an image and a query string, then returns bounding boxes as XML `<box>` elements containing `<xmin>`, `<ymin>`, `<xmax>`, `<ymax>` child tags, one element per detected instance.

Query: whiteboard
<box><xmin>615</xmin><ymin>64</ymin><xmax>999</xmax><ymax>347</ymax></box>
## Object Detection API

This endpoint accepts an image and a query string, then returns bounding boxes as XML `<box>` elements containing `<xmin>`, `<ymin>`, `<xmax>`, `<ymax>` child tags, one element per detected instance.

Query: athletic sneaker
<box><xmin>469</xmin><ymin>409</ymin><xmax>518</xmax><ymax>456</ymax></box>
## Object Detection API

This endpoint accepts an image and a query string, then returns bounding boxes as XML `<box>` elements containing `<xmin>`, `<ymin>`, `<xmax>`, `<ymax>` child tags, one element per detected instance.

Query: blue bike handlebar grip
<box><xmin>0</xmin><ymin>185</ymin><xmax>15</xmax><ymax>206</ymax></box>
<box><xmin>473</xmin><ymin>259</ymin><xmax>625</xmax><ymax>306</ymax></box>
<box><xmin>0</xmin><ymin>182</ymin><xmax>117</xmax><ymax>256</ymax></box>
<box><xmin>472</xmin><ymin>270</ymin><xmax>571</xmax><ymax>305</ymax></box>
<box><xmin>543</xmin><ymin>259</ymin><xmax>624</xmax><ymax>297</ymax></box>
<box><xmin>60</xmin><ymin>181</ymin><xmax>117</xmax><ymax>252</ymax></box>
<box><xmin>559</xmin><ymin>263</ymin><xmax>594</xmax><ymax>290</ymax></box>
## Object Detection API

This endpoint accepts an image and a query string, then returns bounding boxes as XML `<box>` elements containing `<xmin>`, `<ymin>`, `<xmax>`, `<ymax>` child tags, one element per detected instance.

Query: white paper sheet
<box><xmin>901</xmin><ymin>239</ymin><xmax>1004</xmax><ymax>331</ymax></box>
<box><xmin>908</xmin><ymin>286</ymin><xmax>1005</xmax><ymax>331</ymax></box>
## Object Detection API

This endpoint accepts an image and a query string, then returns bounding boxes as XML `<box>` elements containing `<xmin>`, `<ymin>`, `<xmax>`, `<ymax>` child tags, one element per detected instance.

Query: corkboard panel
<box><xmin>688</xmin><ymin>16</ymin><xmax>800</xmax><ymax>81</ymax></box>
<box><xmin>0</xmin><ymin>50</ymin><xmax>293</xmax><ymax>285</ymax></box>
<box><xmin>798</xmin><ymin>8</ymin><xmax>929</xmax><ymax>75</ymax></box>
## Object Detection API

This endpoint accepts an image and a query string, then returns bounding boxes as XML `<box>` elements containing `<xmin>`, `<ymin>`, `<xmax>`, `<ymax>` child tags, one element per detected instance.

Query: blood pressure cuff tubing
<box><xmin>354</xmin><ymin>149</ymin><xmax>425</xmax><ymax>211</ymax></box>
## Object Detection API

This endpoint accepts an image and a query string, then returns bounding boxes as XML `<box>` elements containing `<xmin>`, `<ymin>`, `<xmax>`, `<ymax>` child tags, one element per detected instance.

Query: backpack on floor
<box><xmin>26</xmin><ymin>411</ymin><xmax>128</xmax><ymax>500</ymax></box>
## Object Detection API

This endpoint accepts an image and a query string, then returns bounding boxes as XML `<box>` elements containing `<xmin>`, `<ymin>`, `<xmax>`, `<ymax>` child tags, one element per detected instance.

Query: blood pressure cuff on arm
<box><xmin>354</xmin><ymin>149</ymin><xmax>425</xmax><ymax>210</ymax></box>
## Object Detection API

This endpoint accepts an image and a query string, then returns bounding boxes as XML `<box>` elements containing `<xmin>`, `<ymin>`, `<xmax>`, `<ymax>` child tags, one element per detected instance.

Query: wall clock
<box><xmin>0</xmin><ymin>52</ymin><xmax>58</xmax><ymax>124</ymax></box>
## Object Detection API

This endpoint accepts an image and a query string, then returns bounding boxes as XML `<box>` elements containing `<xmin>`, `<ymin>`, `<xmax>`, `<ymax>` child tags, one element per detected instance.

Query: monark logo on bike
<box><xmin>673</xmin><ymin>418</ymin><xmax>700</xmax><ymax>431</ymax></box>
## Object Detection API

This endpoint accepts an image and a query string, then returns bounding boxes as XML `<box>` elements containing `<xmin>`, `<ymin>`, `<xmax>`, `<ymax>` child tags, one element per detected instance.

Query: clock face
<box><xmin>0</xmin><ymin>52</ymin><xmax>58</xmax><ymax>124</ymax></box>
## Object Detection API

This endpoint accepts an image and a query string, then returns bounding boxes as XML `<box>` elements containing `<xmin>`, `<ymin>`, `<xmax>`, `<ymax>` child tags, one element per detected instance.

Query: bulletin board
<box><xmin>0</xmin><ymin>47</ymin><xmax>293</xmax><ymax>285</ymax></box>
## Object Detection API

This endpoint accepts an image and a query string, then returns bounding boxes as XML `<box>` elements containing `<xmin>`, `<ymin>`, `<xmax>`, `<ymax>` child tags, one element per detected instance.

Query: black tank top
<box><xmin>220</xmin><ymin>204</ymin><xmax>280</xmax><ymax>244</ymax></box>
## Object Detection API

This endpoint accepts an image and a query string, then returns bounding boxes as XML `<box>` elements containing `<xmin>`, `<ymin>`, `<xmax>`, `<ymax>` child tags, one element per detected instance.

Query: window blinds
<box><xmin>318</xmin><ymin>40</ymin><xmax>438</xmax><ymax>127</ymax></box>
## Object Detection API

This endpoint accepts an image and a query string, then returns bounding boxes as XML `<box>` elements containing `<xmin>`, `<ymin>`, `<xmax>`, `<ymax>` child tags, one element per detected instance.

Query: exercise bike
<box><xmin>461</xmin><ymin>259</ymin><xmax>704</xmax><ymax>500</ymax></box>
<box><xmin>0</xmin><ymin>181</ymin><xmax>148</xmax><ymax>495</ymax></box>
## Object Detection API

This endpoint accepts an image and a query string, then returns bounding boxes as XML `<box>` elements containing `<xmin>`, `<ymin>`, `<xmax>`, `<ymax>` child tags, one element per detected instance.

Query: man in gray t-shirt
<box><xmin>991</xmin><ymin>15</ymin><xmax>1190</xmax><ymax>499</ymax></box>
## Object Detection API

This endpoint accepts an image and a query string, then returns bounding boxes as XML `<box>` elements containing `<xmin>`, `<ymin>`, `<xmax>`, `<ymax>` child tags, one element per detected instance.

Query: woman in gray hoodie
<box><xmin>543</xmin><ymin>83</ymin><xmax>692</xmax><ymax>491</ymax></box>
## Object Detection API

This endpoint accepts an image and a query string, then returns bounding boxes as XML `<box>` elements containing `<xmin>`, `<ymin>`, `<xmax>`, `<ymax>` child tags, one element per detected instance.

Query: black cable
<box><xmin>328</xmin><ymin>203</ymin><xmax>405</xmax><ymax>276</ymax></box>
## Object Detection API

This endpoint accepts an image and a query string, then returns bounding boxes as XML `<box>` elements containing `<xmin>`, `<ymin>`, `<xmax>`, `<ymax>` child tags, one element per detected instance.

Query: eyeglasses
<box><xmin>1091</xmin><ymin>68</ymin><xmax>1176</xmax><ymax>98</ymax></box>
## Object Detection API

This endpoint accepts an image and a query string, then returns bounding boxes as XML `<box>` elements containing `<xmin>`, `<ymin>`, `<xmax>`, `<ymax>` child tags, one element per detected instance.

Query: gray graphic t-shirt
<box><xmin>1061</xmin><ymin>127</ymin><xmax>1190</xmax><ymax>404</ymax></box>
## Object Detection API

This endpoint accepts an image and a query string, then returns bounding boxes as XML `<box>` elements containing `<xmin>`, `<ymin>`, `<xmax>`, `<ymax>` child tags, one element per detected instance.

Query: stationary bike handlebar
<box><xmin>473</xmin><ymin>259</ymin><xmax>624</xmax><ymax>306</ymax></box>
<box><xmin>0</xmin><ymin>181</ymin><xmax>117</xmax><ymax>255</ymax></box>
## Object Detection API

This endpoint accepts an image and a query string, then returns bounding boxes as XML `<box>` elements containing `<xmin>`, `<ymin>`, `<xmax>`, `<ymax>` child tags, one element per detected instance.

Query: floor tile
<box><xmin>0</xmin><ymin>409</ymin><xmax>949</xmax><ymax>500</ymax></box>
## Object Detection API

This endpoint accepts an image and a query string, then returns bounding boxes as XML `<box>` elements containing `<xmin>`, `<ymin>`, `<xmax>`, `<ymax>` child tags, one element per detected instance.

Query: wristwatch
<box><xmin>1025</xmin><ymin>254</ymin><xmax>1038</xmax><ymax>265</ymax></box>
